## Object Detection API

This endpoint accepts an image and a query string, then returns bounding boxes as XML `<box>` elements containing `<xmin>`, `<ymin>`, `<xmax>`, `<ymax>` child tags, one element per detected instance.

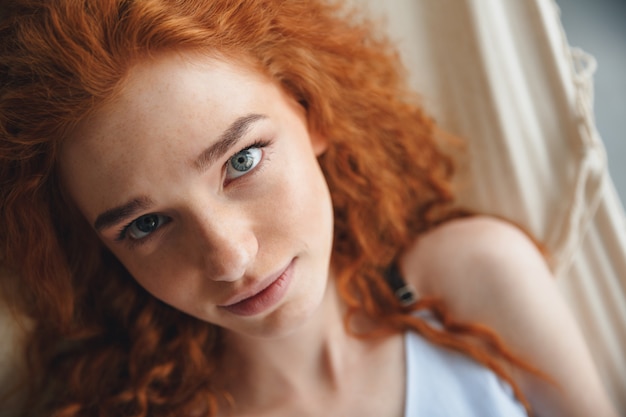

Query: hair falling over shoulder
<box><xmin>1</xmin><ymin>1</ymin><xmax>538</xmax><ymax>415</ymax></box>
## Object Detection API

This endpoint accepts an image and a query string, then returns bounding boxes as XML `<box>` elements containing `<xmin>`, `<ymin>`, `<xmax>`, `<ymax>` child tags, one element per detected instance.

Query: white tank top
<box><xmin>404</xmin><ymin>329</ymin><xmax>529</xmax><ymax>416</ymax></box>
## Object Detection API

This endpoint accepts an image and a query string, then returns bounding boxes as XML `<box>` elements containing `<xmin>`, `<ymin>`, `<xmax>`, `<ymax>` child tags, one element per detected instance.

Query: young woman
<box><xmin>0</xmin><ymin>1</ymin><xmax>617</xmax><ymax>416</ymax></box>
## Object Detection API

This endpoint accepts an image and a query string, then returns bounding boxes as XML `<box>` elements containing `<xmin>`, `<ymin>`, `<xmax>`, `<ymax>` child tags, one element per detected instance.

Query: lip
<box><xmin>218</xmin><ymin>259</ymin><xmax>295</xmax><ymax>316</ymax></box>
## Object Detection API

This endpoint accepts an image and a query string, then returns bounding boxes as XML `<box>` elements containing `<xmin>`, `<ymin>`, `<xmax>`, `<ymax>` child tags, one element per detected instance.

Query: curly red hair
<box><xmin>0</xmin><ymin>0</ymin><xmax>541</xmax><ymax>415</ymax></box>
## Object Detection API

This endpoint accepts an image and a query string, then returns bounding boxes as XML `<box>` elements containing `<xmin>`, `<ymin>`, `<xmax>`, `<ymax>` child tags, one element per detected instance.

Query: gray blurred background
<box><xmin>557</xmin><ymin>0</ymin><xmax>626</xmax><ymax>205</ymax></box>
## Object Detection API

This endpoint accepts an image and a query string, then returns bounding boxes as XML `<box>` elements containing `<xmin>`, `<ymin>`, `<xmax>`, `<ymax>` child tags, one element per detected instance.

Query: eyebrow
<box><xmin>94</xmin><ymin>196</ymin><xmax>153</xmax><ymax>232</ymax></box>
<box><xmin>93</xmin><ymin>113</ymin><xmax>267</xmax><ymax>232</ymax></box>
<box><xmin>192</xmin><ymin>113</ymin><xmax>268</xmax><ymax>171</ymax></box>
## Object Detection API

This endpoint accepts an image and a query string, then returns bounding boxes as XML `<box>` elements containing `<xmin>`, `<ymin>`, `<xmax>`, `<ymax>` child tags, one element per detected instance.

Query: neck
<box><xmin>215</xmin><ymin>277</ymin><xmax>408</xmax><ymax>417</ymax></box>
<box><xmin>219</xmin><ymin>278</ymin><xmax>365</xmax><ymax>409</ymax></box>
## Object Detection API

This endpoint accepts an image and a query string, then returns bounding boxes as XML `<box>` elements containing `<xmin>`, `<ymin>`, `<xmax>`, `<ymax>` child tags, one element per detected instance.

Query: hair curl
<box><xmin>0</xmin><ymin>1</ymin><xmax>540</xmax><ymax>415</ymax></box>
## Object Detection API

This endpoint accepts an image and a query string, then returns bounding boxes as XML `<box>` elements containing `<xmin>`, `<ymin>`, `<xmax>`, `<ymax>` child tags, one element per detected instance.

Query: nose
<box><xmin>188</xmin><ymin>203</ymin><xmax>258</xmax><ymax>282</ymax></box>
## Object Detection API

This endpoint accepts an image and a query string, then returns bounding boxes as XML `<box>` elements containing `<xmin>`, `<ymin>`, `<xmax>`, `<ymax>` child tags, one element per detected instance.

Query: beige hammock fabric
<box><xmin>1</xmin><ymin>0</ymin><xmax>625</xmax><ymax>414</ymax></box>
<box><xmin>354</xmin><ymin>0</ymin><xmax>626</xmax><ymax>412</ymax></box>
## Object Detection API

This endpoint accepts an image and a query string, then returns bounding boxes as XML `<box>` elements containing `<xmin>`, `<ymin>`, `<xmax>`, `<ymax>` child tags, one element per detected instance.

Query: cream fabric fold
<box><xmin>353</xmin><ymin>0</ymin><xmax>626</xmax><ymax>412</ymax></box>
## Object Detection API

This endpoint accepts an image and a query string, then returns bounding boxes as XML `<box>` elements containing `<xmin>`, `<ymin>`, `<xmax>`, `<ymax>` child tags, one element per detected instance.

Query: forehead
<box><xmin>73</xmin><ymin>52</ymin><xmax>267</xmax><ymax>139</ymax></box>
<box><xmin>58</xmin><ymin>52</ymin><xmax>289</xmax><ymax>219</ymax></box>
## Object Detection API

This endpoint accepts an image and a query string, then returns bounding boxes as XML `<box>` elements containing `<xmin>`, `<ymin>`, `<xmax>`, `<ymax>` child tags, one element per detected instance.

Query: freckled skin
<box><xmin>59</xmin><ymin>52</ymin><xmax>334</xmax><ymax>338</ymax></box>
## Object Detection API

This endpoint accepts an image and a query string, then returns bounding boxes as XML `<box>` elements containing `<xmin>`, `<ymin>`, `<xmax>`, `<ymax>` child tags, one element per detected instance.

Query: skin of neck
<box><xmin>218</xmin><ymin>272</ymin><xmax>370</xmax><ymax>409</ymax></box>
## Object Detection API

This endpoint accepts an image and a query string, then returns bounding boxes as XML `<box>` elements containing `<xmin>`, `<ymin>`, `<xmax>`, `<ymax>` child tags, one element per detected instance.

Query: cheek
<box><xmin>109</xmin><ymin>247</ymin><xmax>193</xmax><ymax>307</ymax></box>
<box><xmin>122</xmin><ymin>254</ymin><xmax>184</xmax><ymax>299</ymax></box>
<box><xmin>278</xmin><ymin>157</ymin><xmax>333</xmax><ymax>244</ymax></box>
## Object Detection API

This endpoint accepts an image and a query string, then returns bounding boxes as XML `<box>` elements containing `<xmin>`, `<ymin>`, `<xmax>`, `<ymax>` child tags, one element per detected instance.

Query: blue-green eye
<box><xmin>126</xmin><ymin>214</ymin><xmax>167</xmax><ymax>240</ymax></box>
<box><xmin>226</xmin><ymin>147</ymin><xmax>262</xmax><ymax>180</ymax></box>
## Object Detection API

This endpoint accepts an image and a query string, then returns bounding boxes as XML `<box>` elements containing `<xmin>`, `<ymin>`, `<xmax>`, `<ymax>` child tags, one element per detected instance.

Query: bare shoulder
<box><xmin>400</xmin><ymin>215</ymin><xmax>618</xmax><ymax>416</ymax></box>
<box><xmin>401</xmin><ymin>215</ymin><xmax>549</xmax><ymax>306</ymax></box>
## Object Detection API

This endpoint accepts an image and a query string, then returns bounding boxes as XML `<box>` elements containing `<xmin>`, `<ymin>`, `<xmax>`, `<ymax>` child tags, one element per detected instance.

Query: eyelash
<box><xmin>116</xmin><ymin>217</ymin><xmax>159</xmax><ymax>243</ymax></box>
<box><xmin>223</xmin><ymin>139</ymin><xmax>271</xmax><ymax>184</ymax></box>
<box><xmin>115</xmin><ymin>138</ymin><xmax>272</xmax><ymax>245</ymax></box>
<box><xmin>237</xmin><ymin>139</ymin><xmax>271</xmax><ymax>153</ymax></box>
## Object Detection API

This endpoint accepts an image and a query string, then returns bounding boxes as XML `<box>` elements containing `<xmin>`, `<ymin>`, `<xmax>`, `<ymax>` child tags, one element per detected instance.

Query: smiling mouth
<box><xmin>219</xmin><ymin>259</ymin><xmax>295</xmax><ymax>316</ymax></box>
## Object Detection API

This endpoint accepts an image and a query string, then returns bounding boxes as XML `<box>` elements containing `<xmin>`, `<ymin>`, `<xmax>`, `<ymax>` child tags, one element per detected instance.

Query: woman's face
<box><xmin>59</xmin><ymin>52</ymin><xmax>334</xmax><ymax>338</ymax></box>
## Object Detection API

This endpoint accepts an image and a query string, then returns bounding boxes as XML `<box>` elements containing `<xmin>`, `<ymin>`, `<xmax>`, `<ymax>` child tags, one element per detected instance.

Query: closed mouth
<box><xmin>218</xmin><ymin>259</ymin><xmax>295</xmax><ymax>316</ymax></box>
